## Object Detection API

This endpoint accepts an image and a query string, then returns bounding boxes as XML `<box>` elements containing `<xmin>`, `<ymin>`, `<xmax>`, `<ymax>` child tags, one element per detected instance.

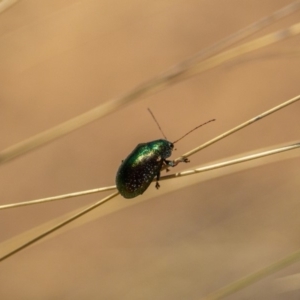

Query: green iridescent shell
<box><xmin>116</xmin><ymin>139</ymin><xmax>173</xmax><ymax>198</ymax></box>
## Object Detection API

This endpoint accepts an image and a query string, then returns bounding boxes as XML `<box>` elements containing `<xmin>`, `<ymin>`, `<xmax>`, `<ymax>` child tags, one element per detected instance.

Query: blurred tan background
<box><xmin>0</xmin><ymin>0</ymin><xmax>300</xmax><ymax>299</ymax></box>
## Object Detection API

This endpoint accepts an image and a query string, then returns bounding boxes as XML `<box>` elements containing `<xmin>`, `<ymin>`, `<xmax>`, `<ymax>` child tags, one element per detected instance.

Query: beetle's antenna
<box><xmin>147</xmin><ymin>108</ymin><xmax>168</xmax><ymax>140</ymax></box>
<box><xmin>173</xmin><ymin>119</ymin><xmax>216</xmax><ymax>144</ymax></box>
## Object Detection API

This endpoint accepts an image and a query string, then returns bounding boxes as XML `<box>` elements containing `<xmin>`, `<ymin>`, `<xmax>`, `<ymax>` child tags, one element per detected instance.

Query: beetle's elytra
<box><xmin>116</xmin><ymin>139</ymin><xmax>188</xmax><ymax>199</ymax></box>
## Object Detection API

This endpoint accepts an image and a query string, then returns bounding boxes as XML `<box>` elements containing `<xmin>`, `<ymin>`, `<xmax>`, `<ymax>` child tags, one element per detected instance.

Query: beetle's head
<box><xmin>160</xmin><ymin>140</ymin><xmax>174</xmax><ymax>158</ymax></box>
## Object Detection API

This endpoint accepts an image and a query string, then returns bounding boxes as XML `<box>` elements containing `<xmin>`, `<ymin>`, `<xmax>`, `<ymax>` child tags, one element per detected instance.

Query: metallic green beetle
<box><xmin>116</xmin><ymin>139</ymin><xmax>188</xmax><ymax>199</ymax></box>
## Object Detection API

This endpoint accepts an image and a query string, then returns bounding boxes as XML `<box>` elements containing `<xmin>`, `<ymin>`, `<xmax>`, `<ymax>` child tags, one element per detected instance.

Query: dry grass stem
<box><xmin>201</xmin><ymin>250</ymin><xmax>300</xmax><ymax>300</ymax></box>
<box><xmin>0</xmin><ymin>0</ymin><xmax>19</xmax><ymax>14</ymax></box>
<box><xmin>163</xmin><ymin>142</ymin><xmax>300</xmax><ymax>181</ymax></box>
<box><xmin>177</xmin><ymin>95</ymin><xmax>300</xmax><ymax>161</ymax></box>
<box><xmin>2</xmin><ymin>93</ymin><xmax>299</xmax><ymax>211</ymax></box>
<box><xmin>181</xmin><ymin>22</ymin><xmax>300</xmax><ymax>80</ymax></box>
<box><xmin>173</xmin><ymin>0</ymin><xmax>300</xmax><ymax>66</ymax></box>
<box><xmin>1</xmin><ymin>92</ymin><xmax>298</xmax><ymax>263</ymax></box>
<box><xmin>0</xmin><ymin>4</ymin><xmax>300</xmax><ymax>300</ymax></box>
<box><xmin>1</xmin><ymin>141</ymin><xmax>298</xmax><ymax>212</ymax></box>
<box><xmin>0</xmin><ymin>185</ymin><xmax>116</xmax><ymax>210</ymax></box>
<box><xmin>1</xmin><ymin>142</ymin><xmax>298</xmax><ymax>261</ymax></box>
<box><xmin>0</xmin><ymin>9</ymin><xmax>299</xmax><ymax>165</ymax></box>
<box><xmin>0</xmin><ymin>192</ymin><xmax>119</xmax><ymax>262</ymax></box>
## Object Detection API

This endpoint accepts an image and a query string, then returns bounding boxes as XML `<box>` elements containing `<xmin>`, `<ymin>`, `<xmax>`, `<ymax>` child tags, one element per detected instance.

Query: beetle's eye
<box><xmin>170</xmin><ymin>143</ymin><xmax>174</xmax><ymax>148</ymax></box>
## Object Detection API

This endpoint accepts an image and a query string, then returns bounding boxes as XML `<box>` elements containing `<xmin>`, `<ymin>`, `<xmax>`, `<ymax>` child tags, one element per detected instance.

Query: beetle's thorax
<box><xmin>146</xmin><ymin>139</ymin><xmax>174</xmax><ymax>159</ymax></box>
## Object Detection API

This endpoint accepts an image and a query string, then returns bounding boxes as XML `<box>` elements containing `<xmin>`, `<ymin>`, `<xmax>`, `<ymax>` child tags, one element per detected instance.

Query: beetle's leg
<box><xmin>155</xmin><ymin>171</ymin><xmax>161</xmax><ymax>189</ymax></box>
<box><xmin>164</xmin><ymin>159</ymin><xmax>176</xmax><ymax>167</ymax></box>
<box><xmin>164</xmin><ymin>156</ymin><xmax>189</xmax><ymax>168</ymax></box>
<box><xmin>162</xmin><ymin>160</ymin><xmax>171</xmax><ymax>172</ymax></box>
<box><xmin>180</xmin><ymin>157</ymin><xmax>190</xmax><ymax>163</ymax></box>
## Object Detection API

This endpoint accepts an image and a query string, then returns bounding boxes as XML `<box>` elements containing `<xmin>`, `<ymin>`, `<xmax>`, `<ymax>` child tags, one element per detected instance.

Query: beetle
<box><xmin>116</xmin><ymin>110</ymin><xmax>215</xmax><ymax>198</ymax></box>
<box><xmin>116</xmin><ymin>139</ymin><xmax>189</xmax><ymax>198</ymax></box>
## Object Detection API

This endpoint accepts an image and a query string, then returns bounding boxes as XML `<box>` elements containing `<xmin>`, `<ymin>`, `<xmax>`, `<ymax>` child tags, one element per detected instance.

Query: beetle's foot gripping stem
<box><xmin>165</xmin><ymin>156</ymin><xmax>190</xmax><ymax>167</ymax></box>
<box><xmin>163</xmin><ymin>159</ymin><xmax>174</xmax><ymax>169</ymax></box>
<box><xmin>179</xmin><ymin>156</ymin><xmax>190</xmax><ymax>163</ymax></box>
<box><xmin>155</xmin><ymin>181</ymin><xmax>160</xmax><ymax>189</ymax></box>
<box><xmin>163</xmin><ymin>157</ymin><xmax>189</xmax><ymax>174</ymax></box>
